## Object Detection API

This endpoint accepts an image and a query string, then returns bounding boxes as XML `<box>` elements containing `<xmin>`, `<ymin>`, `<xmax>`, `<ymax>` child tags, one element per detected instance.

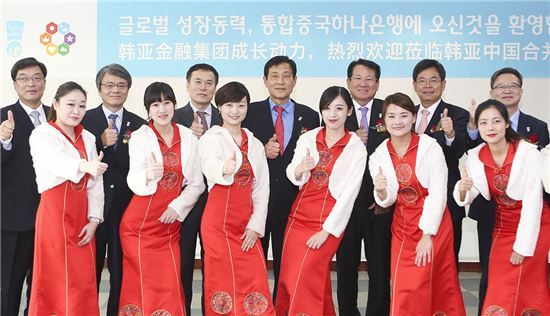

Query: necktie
<box><xmin>108</xmin><ymin>114</ymin><xmax>119</xmax><ymax>149</ymax></box>
<box><xmin>417</xmin><ymin>109</ymin><xmax>430</xmax><ymax>134</ymax></box>
<box><xmin>274</xmin><ymin>105</ymin><xmax>285</xmax><ymax>153</ymax></box>
<box><xmin>359</xmin><ymin>106</ymin><xmax>369</xmax><ymax>132</ymax></box>
<box><xmin>30</xmin><ymin>111</ymin><xmax>41</xmax><ymax>127</ymax></box>
<box><xmin>197</xmin><ymin>111</ymin><xmax>208</xmax><ymax>133</ymax></box>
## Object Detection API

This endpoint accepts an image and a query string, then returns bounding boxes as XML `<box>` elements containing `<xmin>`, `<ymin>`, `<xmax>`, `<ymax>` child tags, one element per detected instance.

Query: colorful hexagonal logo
<box><xmin>58</xmin><ymin>22</ymin><xmax>70</xmax><ymax>35</ymax></box>
<box><xmin>64</xmin><ymin>32</ymin><xmax>76</xmax><ymax>45</ymax></box>
<box><xmin>40</xmin><ymin>32</ymin><xmax>51</xmax><ymax>45</ymax></box>
<box><xmin>39</xmin><ymin>21</ymin><xmax>77</xmax><ymax>56</ymax></box>
<box><xmin>46</xmin><ymin>22</ymin><xmax>58</xmax><ymax>35</ymax></box>
<box><xmin>46</xmin><ymin>43</ymin><xmax>57</xmax><ymax>56</ymax></box>
<box><xmin>58</xmin><ymin>43</ymin><xmax>69</xmax><ymax>56</ymax></box>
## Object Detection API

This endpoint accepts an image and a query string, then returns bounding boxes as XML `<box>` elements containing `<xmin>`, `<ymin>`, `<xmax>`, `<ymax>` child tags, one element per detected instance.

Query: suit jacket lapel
<box><xmin>15</xmin><ymin>101</ymin><xmax>40</xmax><ymax>131</ymax></box>
<box><xmin>210</xmin><ymin>104</ymin><xmax>223</xmax><ymax>127</ymax></box>
<box><xmin>346</xmin><ymin>106</ymin><xmax>359</xmax><ymax>131</ymax></box>
<box><xmin>517</xmin><ymin>111</ymin><xmax>528</xmax><ymax>136</ymax></box>
<box><xmin>426</xmin><ymin>102</ymin><xmax>444</xmax><ymax>134</ymax></box>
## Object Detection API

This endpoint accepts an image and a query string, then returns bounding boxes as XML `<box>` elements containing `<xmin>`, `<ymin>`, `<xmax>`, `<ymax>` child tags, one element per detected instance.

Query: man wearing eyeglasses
<box><xmin>466</xmin><ymin>67</ymin><xmax>549</xmax><ymax>315</ymax></box>
<box><xmin>81</xmin><ymin>64</ymin><xmax>146</xmax><ymax>316</ymax></box>
<box><xmin>337</xmin><ymin>59</ymin><xmax>391</xmax><ymax>316</ymax></box>
<box><xmin>411</xmin><ymin>59</ymin><xmax>469</xmax><ymax>267</ymax></box>
<box><xmin>1</xmin><ymin>57</ymin><xmax>49</xmax><ymax>316</ymax></box>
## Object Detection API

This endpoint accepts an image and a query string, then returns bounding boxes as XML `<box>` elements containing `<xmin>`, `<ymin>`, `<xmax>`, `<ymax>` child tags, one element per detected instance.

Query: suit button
<box><xmin>110</xmin><ymin>184</ymin><xmax>115</xmax><ymax>189</ymax></box>
<box><xmin>275</xmin><ymin>178</ymin><xmax>279</xmax><ymax>182</ymax></box>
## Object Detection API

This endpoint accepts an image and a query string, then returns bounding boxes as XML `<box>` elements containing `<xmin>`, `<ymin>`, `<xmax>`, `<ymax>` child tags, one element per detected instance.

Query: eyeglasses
<box><xmin>416</xmin><ymin>77</ymin><xmax>441</xmax><ymax>86</ymax></box>
<box><xmin>100</xmin><ymin>82</ymin><xmax>128</xmax><ymax>90</ymax></box>
<box><xmin>15</xmin><ymin>76</ymin><xmax>44</xmax><ymax>84</ymax></box>
<box><xmin>492</xmin><ymin>83</ymin><xmax>521</xmax><ymax>92</ymax></box>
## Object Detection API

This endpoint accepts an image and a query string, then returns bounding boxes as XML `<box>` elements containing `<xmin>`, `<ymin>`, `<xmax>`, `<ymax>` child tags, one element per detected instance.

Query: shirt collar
<box><xmin>19</xmin><ymin>100</ymin><xmax>46</xmax><ymax>118</ymax></box>
<box><xmin>101</xmin><ymin>104</ymin><xmax>124</xmax><ymax>118</ymax></box>
<box><xmin>353</xmin><ymin>98</ymin><xmax>374</xmax><ymax>110</ymax></box>
<box><xmin>269</xmin><ymin>98</ymin><xmax>294</xmax><ymax>111</ymax></box>
<box><xmin>190</xmin><ymin>102</ymin><xmax>213</xmax><ymax>116</ymax></box>
<box><xmin>509</xmin><ymin>110</ymin><xmax>520</xmax><ymax>130</ymax></box>
<box><xmin>418</xmin><ymin>99</ymin><xmax>442</xmax><ymax>116</ymax></box>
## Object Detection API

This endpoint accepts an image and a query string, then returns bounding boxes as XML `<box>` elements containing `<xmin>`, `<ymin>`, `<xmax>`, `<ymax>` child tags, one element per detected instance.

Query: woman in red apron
<box><xmin>370</xmin><ymin>93</ymin><xmax>465</xmax><ymax>315</ymax></box>
<box><xmin>29</xmin><ymin>82</ymin><xmax>107</xmax><ymax>315</ymax></box>
<box><xmin>456</xmin><ymin>99</ymin><xmax>549</xmax><ymax>315</ymax></box>
<box><xmin>119</xmin><ymin>82</ymin><xmax>204</xmax><ymax>316</ymax></box>
<box><xmin>275</xmin><ymin>86</ymin><xmax>366</xmax><ymax>315</ymax></box>
<box><xmin>198</xmin><ymin>82</ymin><xmax>273</xmax><ymax>315</ymax></box>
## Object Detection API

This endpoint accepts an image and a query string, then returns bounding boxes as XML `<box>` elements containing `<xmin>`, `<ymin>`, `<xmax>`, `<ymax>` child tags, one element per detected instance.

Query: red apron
<box><xmin>480</xmin><ymin>143</ymin><xmax>550</xmax><ymax>315</ymax></box>
<box><xmin>201</xmin><ymin>130</ymin><xmax>274</xmax><ymax>316</ymax></box>
<box><xmin>275</xmin><ymin>128</ymin><xmax>350</xmax><ymax>316</ymax></box>
<box><xmin>119</xmin><ymin>122</ymin><xmax>186</xmax><ymax>316</ymax></box>
<box><xmin>29</xmin><ymin>122</ymin><xmax>99</xmax><ymax>316</ymax></box>
<box><xmin>388</xmin><ymin>134</ymin><xmax>465</xmax><ymax>316</ymax></box>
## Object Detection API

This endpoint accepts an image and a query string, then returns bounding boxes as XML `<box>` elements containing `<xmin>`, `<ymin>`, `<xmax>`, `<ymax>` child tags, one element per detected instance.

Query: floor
<box><xmin>20</xmin><ymin>269</ymin><xmax>481</xmax><ymax>315</ymax></box>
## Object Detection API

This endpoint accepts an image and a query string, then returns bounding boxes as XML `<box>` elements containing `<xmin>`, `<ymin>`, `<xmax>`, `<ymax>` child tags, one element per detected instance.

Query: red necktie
<box><xmin>274</xmin><ymin>105</ymin><xmax>285</xmax><ymax>153</ymax></box>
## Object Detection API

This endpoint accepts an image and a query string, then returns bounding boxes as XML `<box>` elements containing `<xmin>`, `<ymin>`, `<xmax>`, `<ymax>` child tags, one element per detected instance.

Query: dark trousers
<box><xmin>476</xmin><ymin>218</ymin><xmax>493</xmax><ymax>316</ymax></box>
<box><xmin>180</xmin><ymin>193</ymin><xmax>207</xmax><ymax>316</ymax></box>
<box><xmin>336</xmin><ymin>208</ymin><xmax>392</xmax><ymax>316</ymax></box>
<box><xmin>260</xmin><ymin>210</ymin><xmax>288</xmax><ymax>301</ymax></box>
<box><xmin>1</xmin><ymin>229</ymin><xmax>34</xmax><ymax>316</ymax></box>
<box><xmin>95</xmin><ymin>214</ymin><xmax>123</xmax><ymax>316</ymax></box>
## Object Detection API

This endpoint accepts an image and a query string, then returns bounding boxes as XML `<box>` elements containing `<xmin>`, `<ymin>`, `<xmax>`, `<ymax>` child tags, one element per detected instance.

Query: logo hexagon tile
<box><xmin>58</xmin><ymin>22</ymin><xmax>70</xmax><ymax>35</ymax></box>
<box><xmin>64</xmin><ymin>32</ymin><xmax>76</xmax><ymax>45</ymax></box>
<box><xmin>40</xmin><ymin>33</ymin><xmax>52</xmax><ymax>45</ymax></box>
<box><xmin>40</xmin><ymin>21</ymin><xmax>77</xmax><ymax>56</ymax></box>
<box><xmin>58</xmin><ymin>43</ymin><xmax>70</xmax><ymax>56</ymax></box>
<box><xmin>46</xmin><ymin>22</ymin><xmax>58</xmax><ymax>35</ymax></box>
<box><xmin>46</xmin><ymin>43</ymin><xmax>58</xmax><ymax>56</ymax></box>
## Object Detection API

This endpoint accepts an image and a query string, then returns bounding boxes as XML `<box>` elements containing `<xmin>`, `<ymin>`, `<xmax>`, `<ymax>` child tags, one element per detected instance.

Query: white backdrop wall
<box><xmin>2</xmin><ymin>0</ymin><xmax>549</xmax><ymax>262</ymax></box>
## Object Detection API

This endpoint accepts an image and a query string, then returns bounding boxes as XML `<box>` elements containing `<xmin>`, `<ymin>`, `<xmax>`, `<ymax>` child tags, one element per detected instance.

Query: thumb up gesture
<box><xmin>0</xmin><ymin>110</ymin><xmax>15</xmax><ymax>141</ymax></box>
<box><xmin>146</xmin><ymin>153</ymin><xmax>164</xmax><ymax>181</ymax></box>
<box><xmin>374</xmin><ymin>166</ymin><xmax>387</xmax><ymax>193</ymax></box>
<box><xmin>101</xmin><ymin>118</ymin><xmax>118</xmax><ymax>147</ymax></box>
<box><xmin>80</xmin><ymin>151</ymin><xmax>108</xmax><ymax>177</ymax></box>
<box><xmin>468</xmin><ymin>99</ymin><xmax>478</xmax><ymax>130</ymax></box>
<box><xmin>265</xmin><ymin>134</ymin><xmax>280</xmax><ymax>159</ymax></box>
<box><xmin>223</xmin><ymin>150</ymin><xmax>237</xmax><ymax>176</ymax></box>
<box><xmin>440</xmin><ymin>108</ymin><xmax>455</xmax><ymax>138</ymax></box>
<box><xmin>190</xmin><ymin>112</ymin><xmax>205</xmax><ymax>138</ymax></box>
<box><xmin>458</xmin><ymin>168</ymin><xmax>474</xmax><ymax>195</ymax></box>
<box><xmin>295</xmin><ymin>148</ymin><xmax>315</xmax><ymax>180</ymax></box>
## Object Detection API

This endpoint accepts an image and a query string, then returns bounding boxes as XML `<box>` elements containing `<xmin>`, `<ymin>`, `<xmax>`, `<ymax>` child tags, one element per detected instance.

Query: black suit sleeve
<box><xmin>444</xmin><ymin>106</ymin><xmax>469</xmax><ymax>160</ymax></box>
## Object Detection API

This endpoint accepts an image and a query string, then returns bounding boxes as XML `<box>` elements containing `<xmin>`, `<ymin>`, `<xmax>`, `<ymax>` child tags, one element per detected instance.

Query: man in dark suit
<box><xmin>336</xmin><ymin>59</ymin><xmax>391</xmax><ymax>316</ymax></box>
<box><xmin>81</xmin><ymin>64</ymin><xmax>146</xmax><ymax>316</ymax></box>
<box><xmin>242</xmin><ymin>56</ymin><xmax>320</xmax><ymax>299</ymax></box>
<box><xmin>412</xmin><ymin>59</ymin><xmax>469</xmax><ymax>266</ymax></box>
<box><xmin>466</xmin><ymin>67</ymin><xmax>549</xmax><ymax>315</ymax></box>
<box><xmin>1</xmin><ymin>57</ymin><xmax>49</xmax><ymax>316</ymax></box>
<box><xmin>173</xmin><ymin>63</ymin><xmax>222</xmax><ymax>315</ymax></box>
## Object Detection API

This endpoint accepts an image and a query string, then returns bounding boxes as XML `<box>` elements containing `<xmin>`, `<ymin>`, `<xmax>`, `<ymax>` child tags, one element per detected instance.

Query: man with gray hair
<box><xmin>81</xmin><ymin>63</ymin><xmax>146</xmax><ymax>316</ymax></box>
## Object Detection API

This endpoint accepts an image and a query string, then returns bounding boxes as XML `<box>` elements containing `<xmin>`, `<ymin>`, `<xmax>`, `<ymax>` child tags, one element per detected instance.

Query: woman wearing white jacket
<box><xmin>118</xmin><ymin>82</ymin><xmax>204</xmax><ymax>316</ymax></box>
<box><xmin>370</xmin><ymin>93</ymin><xmax>465</xmax><ymax>316</ymax></box>
<box><xmin>198</xmin><ymin>82</ymin><xmax>273</xmax><ymax>315</ymax></box>
<box><xmin>455</xmin><ymin>99</ymin><xmax>549</xmax><ymax>315</ymax></box>
<box><xmin>275</xmin><ymin>86</ymin><xmax>366</xmax><ymax>316</ymax></box>
<box><xmin>29</xmin><ymin>82</ymin><xmax>106</xmax><ymax>315</ymax></box>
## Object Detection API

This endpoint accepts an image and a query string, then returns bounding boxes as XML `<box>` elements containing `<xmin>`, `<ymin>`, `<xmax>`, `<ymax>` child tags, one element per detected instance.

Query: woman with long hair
<box><xmin>369</xmin><ymin>92</ymin><xmax>465</xmax><ymax>315</ymax></box>
<box><xmin>455</xmin><ymin>99</ymin><xmax>549</xmax><ymax>315</ymax></box>
<box><xmin>118</xmin><ymin>82</ymin><xmax>204</xmax><ymax>316</ymax></box>
<box><xmin>29</xmin><ymin>81</ymin><xmax>106</xmax><ymax>315</ymax></box>
<box><xmin>275</xmin><ymin>86</ymin><xmax>366</xmax><ymax>315</ymax></box>
<box><xmin>198</xmin><ymin>81</ymin><xmax>274</xmax><ymax>315</ymax></box>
